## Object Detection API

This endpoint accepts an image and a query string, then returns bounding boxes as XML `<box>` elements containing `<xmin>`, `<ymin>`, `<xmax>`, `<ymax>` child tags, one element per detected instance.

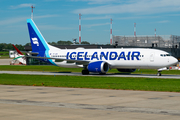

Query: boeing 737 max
<box><xmin>26</xmin><ymin>19</ymin><xmax>178</xmax><ymax>76</ymax></box>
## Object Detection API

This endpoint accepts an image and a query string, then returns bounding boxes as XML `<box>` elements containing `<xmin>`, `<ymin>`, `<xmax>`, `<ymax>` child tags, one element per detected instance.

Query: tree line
<box><xmin>0</xmin><ymin>40</ymin><xmax>91</xmax><ymax>51</ymax></box>
<box><xmin>0</xmin><ymin>43</ymin><xmax>25</xmax><ymax>51</ymax></box>
<box><xmin>47</xmin><ymin>40</ymin><xmax>90</xmax><ymax>45</ymax></box>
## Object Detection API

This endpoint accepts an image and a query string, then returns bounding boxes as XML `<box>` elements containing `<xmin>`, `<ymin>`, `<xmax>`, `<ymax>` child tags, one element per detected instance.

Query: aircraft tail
<box><xmin>12</xmin><ymin>44</ymin><xmax>24</xmax><ymax>55</ymax></box>
<box><xmin>27</xmin><ymin>19</ymin><xmax>50</xmax><ymax>53</ymax></box>
<box><xmin>27</xmin><ymin>19</ymin><xmax>58</xmax><ymax>66</ymax></box>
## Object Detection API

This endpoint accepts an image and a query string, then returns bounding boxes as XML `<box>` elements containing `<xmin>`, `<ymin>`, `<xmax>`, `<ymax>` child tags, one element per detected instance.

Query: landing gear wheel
<box><xmin>82</xmin><ymin>70</ymin><xmax>89</xmax><ymax>75</ymax></box>
<box><xmin>157</xmin><ymin>72</ymin><xmax>161</xmax><ymax>76</ymax></box>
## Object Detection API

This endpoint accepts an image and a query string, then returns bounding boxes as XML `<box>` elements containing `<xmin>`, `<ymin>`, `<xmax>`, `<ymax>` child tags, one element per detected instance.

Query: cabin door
<box><xmin>150</xmin><ymin>53</ymin><xmax>154</xmax><ymax>62</ymax></box>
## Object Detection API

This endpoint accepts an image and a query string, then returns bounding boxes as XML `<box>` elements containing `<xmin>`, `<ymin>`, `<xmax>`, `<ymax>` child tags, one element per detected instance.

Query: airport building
<box><xmin>113</xmin><ymin>35</ymin><xmax>180</xmax><ymax>48</ymax></box>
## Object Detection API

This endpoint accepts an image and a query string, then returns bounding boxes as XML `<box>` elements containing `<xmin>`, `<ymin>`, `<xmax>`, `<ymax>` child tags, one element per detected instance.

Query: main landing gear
<box><xmin>82</xmin><ymin>69</ymin><xmax>89</xmax><ymax>75</ymax></box>
<box><xmin>157</xmin><ymin>71</ymin><xmax>161</xmax><ymax>76</ymax></box>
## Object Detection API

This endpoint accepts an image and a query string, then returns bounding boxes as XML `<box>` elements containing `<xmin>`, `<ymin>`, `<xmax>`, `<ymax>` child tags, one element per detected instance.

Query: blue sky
<box><xmin>1</xmin><ymin>0</ymin><xmax>180</xmax><ymax>45</ymax></box>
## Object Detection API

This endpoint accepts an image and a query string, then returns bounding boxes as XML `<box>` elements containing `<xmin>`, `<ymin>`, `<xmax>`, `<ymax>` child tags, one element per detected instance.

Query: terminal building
<box><xmin>113</xmin><ymin>35</ymin><xmax>180</xmax><ymax>48</ymax></box>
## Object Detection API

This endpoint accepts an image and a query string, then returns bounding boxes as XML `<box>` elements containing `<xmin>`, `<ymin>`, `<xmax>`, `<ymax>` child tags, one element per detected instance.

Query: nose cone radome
<box><xmin>171</xmin><ymin>57</ymin><xmax>178</xmax><ymax>66</ymax></box>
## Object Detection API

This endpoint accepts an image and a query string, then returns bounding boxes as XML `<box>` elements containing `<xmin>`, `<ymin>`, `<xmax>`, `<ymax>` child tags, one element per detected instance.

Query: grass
<box><xmin>0</xmin><ymin>51</ymin><xmax>10</xmax><ymax>59</ymax></box>
<box><xmin>0</xmin><ymin>65</ymin><xmax>82</xmax><ymax>72</ymax></box>
<box><xmin>0</xmin><ymin>65</ymin><xmax>180</xmax><ymax>75</ymax></box>
<box><xmin>0</xmin><ymin>74</ymin><xmax>180</xmax><ymax>92</ymax></box>
<box><xmin>0</xmin><ymin>65</ymin><xmax>180</xmax><ymax>92</ymax></box>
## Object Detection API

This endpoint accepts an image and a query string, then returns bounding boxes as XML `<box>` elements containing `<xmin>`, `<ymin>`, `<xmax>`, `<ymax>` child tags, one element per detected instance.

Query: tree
<box><xmin>81</xmin><ymin>41</ymin><xmax>90</xmax><ymax>45</ymax></box>
<box><xmin>24</xmin><ymin>43</ymin><xmax>31</xmax><ymax>46</ymax></box>
<box><xmin>14</xmin><ymin>44</ymin><xmax>25</xmax><ymax>51</ymax></box>
<box><xmin>48</xmin><ymin>42</ymin><xmax>57</xmax><ymax>45</ymax></box>
<box><xmin>0</xmin><ymin>43</ymin><xmax>25</xmax><ymax>51</ymax></box>
<box><xmin>57</xmin><ymin>40</ymin><xmax>73</xmax><ymax>45</ymax></box>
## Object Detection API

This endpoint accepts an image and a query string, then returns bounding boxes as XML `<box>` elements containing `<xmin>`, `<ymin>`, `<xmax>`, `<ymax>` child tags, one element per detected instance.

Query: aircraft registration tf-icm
<box><xmin>26</xmin><ymin>19</ymin><xmax>178</xmax><ymax>76</ymax></box>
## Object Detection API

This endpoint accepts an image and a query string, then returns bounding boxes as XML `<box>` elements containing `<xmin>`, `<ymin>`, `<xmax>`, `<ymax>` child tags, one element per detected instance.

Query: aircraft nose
<box><xmin>171</xmin><ymin>57</ymin><xmax>178</xmax><ymax>65</ymax></box>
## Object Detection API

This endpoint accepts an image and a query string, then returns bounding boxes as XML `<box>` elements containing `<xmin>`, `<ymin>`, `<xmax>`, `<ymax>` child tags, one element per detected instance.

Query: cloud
<box><xmin>167</xmin><ymin>14</ymin><xmax>180</xmax><ymax>16</ymax></box>
<box><xmin>84</xmin><ymin>22</ymin><xmax>109</xmax><ymax>28</ymax></box>
<box><xmin>0</xmin><ymin>15</ymin><xmax>59</xmax><ymax>26</ymax></box>
<box><xmin>73</xmin><ymin>0</ymin><xmax>180</xmax><ymax>15</ymax></box>
<box><xmin>117</xmin><ymin>15</ymin><xmax>160</xmax><ymax>20</ymax></box>
<box><xmin>45</xmin><ymin>0</ymin><xmax>59</xmax><ymax>2</ymax></box>
<box><xmin>35</xmin><ymin>14</ymin><xmax>60</xmax><ymax>19</ymax></box>
<box><xmin>83</xmin><ymin>15</ymin><xmax>112</xmax><ymax>20</ymax></box>
<box><xmin>38</xmin><ymin>25</ymin><xmax>74</xmax><ymax>30</ymax></box>
<box><xmin>0</xmin><ymin>17</ymin><xmax>28</xmax><ymax>26</ymax></box>
<box><xmin>71</xmin><ymin>0</ymin><xmax>119</xmax><ymax>4</ymax></box>
<box><xmin>157</xmin><ymin>20</ymin><xmax>170</xmax><ymax>23</ymax></box>
<box><xmin>10</xmin><ymin>4</ymin><xmax>34</xmax><ymax>9</ymax></box>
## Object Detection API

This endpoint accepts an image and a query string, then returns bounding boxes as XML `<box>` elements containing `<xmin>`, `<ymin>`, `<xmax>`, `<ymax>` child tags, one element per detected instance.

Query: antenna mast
<box><xmin>31</xmin><ymin>5</ymin><xmax>35</xmax><ymax>20</ymax></box>
<box><xmin>134</xmin><ymin>22</ymin><xmax>136</xmax><ymax>37</ymax></box>
<box><xmin>79</xmin><ymin>13</ymin><xmax>82</xmax><ymax>44</ymax></box>
<box><xmin>110</xmin><ymin>19</ymin><xmax>113</xmax><ymax>45</ymax></box>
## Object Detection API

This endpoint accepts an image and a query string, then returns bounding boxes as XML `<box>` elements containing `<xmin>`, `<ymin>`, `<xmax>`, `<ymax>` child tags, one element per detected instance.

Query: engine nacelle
<box><xmin>88</xmin><ymin>61</ymin><xmax>109</xmax><ymax>73</ymax></box>
<box><xmin>117</xmin><ymin>69</ymin><xmax>136</xmax><ymax>72</ymax></box>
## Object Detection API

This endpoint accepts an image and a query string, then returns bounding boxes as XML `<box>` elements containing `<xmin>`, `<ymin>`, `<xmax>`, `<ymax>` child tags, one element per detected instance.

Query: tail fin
<box><xmin>27</xmin><ymin>19</ymin><xmax>49</xmax><ymax>52</ymax></box>
<box><xmin>12</xmin><ymin>44</ymin><xmax>24</xmax><ymax>55</ymax></box>
<box><xmin>27</xmin><ymin>19</ymin><xmax>58</xmax><ymax>66</ymax></box>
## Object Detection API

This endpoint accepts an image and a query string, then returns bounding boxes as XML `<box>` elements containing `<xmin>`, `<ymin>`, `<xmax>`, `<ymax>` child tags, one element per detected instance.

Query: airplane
<box><xmin>9</xmin><ymin>44</ymin><xmax>26</xmax><ymax>65</ymax></box>
<box><xmin>26</xmin><ymin>19</ymin><xmax>178</xmax><ymax>76</ymax></box>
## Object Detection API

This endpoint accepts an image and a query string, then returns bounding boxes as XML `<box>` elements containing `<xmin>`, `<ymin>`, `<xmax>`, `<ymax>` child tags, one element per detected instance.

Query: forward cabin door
<box><xmin>150</xmin><ymin>52</ymin><xmax>154</xmax><ymax>62</ymax></box>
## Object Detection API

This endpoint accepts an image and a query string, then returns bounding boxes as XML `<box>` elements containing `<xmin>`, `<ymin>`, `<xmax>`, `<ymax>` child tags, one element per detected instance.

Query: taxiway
<box><xmin>0</xmin><ymin>70</ymin><xmax>180</xmax><ymax>79</ymax></box>
<box><xmin>0</xmin><ymin>85</ymin><xmax>180</xmax><ymax>120</ymax></box>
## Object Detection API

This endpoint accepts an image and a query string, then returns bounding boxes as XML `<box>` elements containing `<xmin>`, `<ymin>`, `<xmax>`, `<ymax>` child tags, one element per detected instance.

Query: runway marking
<box><xmin>0</xmin><ymin>99</ymin><xmax>180</xmax><ymax>116</ymax></box>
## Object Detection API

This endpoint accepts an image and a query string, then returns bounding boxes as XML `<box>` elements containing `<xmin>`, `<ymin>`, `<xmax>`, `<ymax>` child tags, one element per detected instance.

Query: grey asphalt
<box><xmin>0</xmin><ymin>59</ymin><xmax>12</xmax><ymax>65</ymax></box>
<box><xmin>0</xmin><ymin>85</ymin><xmax>180</xmax><ymax>120</ymax></box>
<box><xmin>0</xmin><ymin>70</ymin><xmax>180</xmax><ymax>79</ymax></box>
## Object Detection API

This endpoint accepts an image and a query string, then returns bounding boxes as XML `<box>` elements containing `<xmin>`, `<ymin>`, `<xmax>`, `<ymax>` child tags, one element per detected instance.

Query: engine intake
<box><xmin>88</xmin><ymin>61</ymin><xmax>109</xmax><ymax>73</ymax></box>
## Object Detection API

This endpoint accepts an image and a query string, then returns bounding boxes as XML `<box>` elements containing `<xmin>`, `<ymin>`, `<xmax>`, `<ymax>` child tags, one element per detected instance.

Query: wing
<box><xmin>25</xmin><ymin>55</ymin><xmax>90</xmax><ymax>65</ymax></box>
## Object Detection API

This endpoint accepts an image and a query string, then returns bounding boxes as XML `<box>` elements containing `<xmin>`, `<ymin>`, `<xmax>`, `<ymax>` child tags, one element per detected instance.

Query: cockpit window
<box><xmin>160</xmin><ymin>54</ymin><xmax>170</xmax><ymax>57</ymax></box>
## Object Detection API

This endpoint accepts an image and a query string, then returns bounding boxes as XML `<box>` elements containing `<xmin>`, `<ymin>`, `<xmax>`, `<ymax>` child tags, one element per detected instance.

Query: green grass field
<box><xmin>0</xmin><ymin>65</ymin><xmax>180</xmax><ymax>92</ymax></box>
<box><xmin>0</xmin><ymin>51</ymin><xmax>9</xmax><ymax>59</ymax></box>
<box><xmin>0</xmin><ymin>74</ymin><xmax>180</xmax><ymax>92</ymax></box>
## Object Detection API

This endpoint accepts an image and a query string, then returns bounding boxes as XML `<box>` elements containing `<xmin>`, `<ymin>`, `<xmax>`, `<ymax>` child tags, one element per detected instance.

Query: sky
<box><xmin>1</xmin><ymin>0</ymin><xmax>180</xmax><ymax>45</ymax></box>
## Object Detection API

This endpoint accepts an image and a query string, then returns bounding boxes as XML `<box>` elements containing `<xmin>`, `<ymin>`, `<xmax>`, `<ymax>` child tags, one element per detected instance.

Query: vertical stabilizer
<box><xmin>27</xmin><ymin>19</ymin><xmax>49</xmax><ymax>52</ymax></box>
<box><xmin>27</xmin><ymin>19</ymin><xmax>57</xmax><ymax>66</ymax></box>
<box><xmin>12</xmin><ymin>44</ymin><xmax>24</xmax><ymax>55</ymax></box>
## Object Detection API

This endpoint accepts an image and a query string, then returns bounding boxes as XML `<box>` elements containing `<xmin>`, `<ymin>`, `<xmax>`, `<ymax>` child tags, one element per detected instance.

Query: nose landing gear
<box><xmin>82</xmin><ymin>69</ymin><xmax>89</xmax><ymax>75</ymax></box>
<box><xmin>157</xmin><ymin>71</ymin><xmax>161</xmax><ymax>76</ymax></box>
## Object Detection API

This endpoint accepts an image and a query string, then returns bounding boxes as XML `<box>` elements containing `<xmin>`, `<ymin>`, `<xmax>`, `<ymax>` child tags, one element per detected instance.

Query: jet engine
<box><xmin>87</xmin><ymin>61</ymin><xmax>109</xmax><ymax>73</ymax></box>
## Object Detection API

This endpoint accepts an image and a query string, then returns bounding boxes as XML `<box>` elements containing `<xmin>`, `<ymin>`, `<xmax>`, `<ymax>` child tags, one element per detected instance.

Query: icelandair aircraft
<box><xmin>27</xmin><ymin>19</ymin><xmax>178</xmax><ymax>76</ymax></box>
